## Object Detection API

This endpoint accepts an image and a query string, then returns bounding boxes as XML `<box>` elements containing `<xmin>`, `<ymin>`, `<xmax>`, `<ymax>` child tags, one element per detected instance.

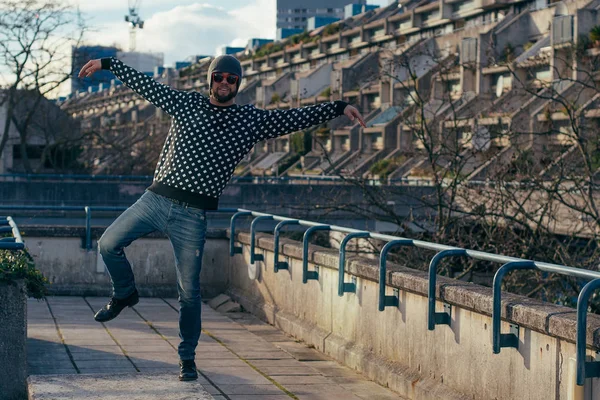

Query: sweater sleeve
<box><xmin>101</xmin><ymin>57</ymin><xmax>194</xmax><ymax>117</ymax></box>
<box><xmin>251</xmin><ymin>100</ymin><xmax>348</xmax><ymax>142</ymax></box>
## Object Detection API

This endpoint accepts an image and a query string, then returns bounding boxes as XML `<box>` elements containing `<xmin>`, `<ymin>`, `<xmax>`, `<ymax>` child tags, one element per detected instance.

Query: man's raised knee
<box><xmin>98</xmin><ymin>233</ymin><xmax>122</xmax><ymax>257</ymax></box>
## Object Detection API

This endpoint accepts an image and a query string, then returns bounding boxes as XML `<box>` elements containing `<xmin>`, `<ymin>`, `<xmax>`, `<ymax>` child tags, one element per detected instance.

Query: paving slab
<box><xmin>28</xmin><ymin>373</ymin><xmax>214</xmax><ymax>399</ymax></box>
<box><xmin>28</xmin><ymin>297</ymin><xmax>404</xmax><ymax>400</ymax></box>
<box><xmin>207</xmin><ymin>294</ymin><xmax>231</xmax><ymax>309</ymax></box>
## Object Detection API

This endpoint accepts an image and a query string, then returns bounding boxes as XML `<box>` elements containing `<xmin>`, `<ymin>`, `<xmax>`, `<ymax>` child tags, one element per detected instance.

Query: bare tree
<box><xmin>0</xmin><ymin>0</ymin><xmax>86</xmax><ymax>172</ymax></box>
<box><xmin>307</xmin><ymin>35</ymin><xmax>600</xmax><ymax>309</ymax></box>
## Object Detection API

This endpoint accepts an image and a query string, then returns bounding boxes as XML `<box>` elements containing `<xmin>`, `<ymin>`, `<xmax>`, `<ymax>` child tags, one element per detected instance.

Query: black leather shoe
<box><xmin>179</xmin><ymin>359</ymin><xmax>198</xmax><ymax>381</ymax></box>
<box><xmin>94</xmin><ymin>290</ymin><xmax>139</xmax><ymax>322</ymax></box>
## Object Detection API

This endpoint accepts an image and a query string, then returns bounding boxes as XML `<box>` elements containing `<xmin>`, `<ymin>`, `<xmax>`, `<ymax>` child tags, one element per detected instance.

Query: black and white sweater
<box><xmin>101</xmin><ymin>57</ymin><xmax>348</xmax><ymax>210</ymax></box>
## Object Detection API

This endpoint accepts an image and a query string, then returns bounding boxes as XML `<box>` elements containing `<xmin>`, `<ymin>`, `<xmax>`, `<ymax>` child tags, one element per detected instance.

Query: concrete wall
<box><xmin>0</xmin><ymin>280</ymin><xmax>27</xmax><ymax>400</ymax></box>
<box><xmin>226</xmin><ymin>230</ymin><xmax>600</xmax><ymax>400</ymax></box>
<box><xmin>340</xmin><ymin>52</ymin><xmax>380</xmax><ymax>93</ymax></box>
<box><xmin>299</xmin><ymin>63</ymin><xmax>333</xmax><ymax>99</ymax></box>
<box><xmin>22</xmin><ymin>227</ymin><xmax>231</xmax><ymax>299</ymax></box>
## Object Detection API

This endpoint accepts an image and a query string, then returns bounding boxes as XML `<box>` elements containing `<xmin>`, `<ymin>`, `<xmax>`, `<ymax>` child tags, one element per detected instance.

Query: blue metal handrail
<box><xmin>338</xmin><ymin>231</ymin><xmax>370</xmax><ymax>296</ymax></box>
<box><xmin>0</xmin><ymin>216</ymin><xmax>25</xmax><ymax>250</ymax></box>
<box><xmin>225</xmin><ymin>208</ymin><xmax>600</xmax><ymax>386</ymax></box>
<box><xmin>250</xmin><ymin>216</ymin><xmax>274</xmax><ymax>264</ymax></box>
<box><xmin>302</xmin><ymin>225</ymin><xmax>330</xmax><ymax>283</ymax></box>
<box><xmin>428</xmin><ymin>249</ymin><xmax>468</xmax><ymax>330</ymax></box>
<box><xmin>379</xmin><ymin>239</ymin><xmax>414</xmax><ymax>311</ymax></box>
<box><xmin>577</xmin><ymin>279</ymin><xmax>600</xmax><ymax>385</ymax></box>
<box><xmin>230</xmin><ymin>211</ymin><xmax>253</xmax><ymax>256</ymax></box>
<box><xmin>492</xmin><ymin>261</ymin><xmax>536</xmax><ymax>353</ymax></box>
<box><xmin>6</xmin><ymin>204</ymin><xmax>600</xmax><ymax>386</ymax></box>
<box><xmin>273</xmin><ymin>220</ymin><xmax>300</xmax><ymax>272</ymax></box>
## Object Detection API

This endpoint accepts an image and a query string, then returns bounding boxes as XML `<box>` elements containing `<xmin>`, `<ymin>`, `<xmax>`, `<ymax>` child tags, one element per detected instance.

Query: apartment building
<box><xmin>277</xmin><ymin>0</ymin><xmax>366</xmax><ymax>30</ymax></box>
<box><xmin>58</xmin><ymin>0</ymin><xmax>600</xmax><ymax>182</ymax></box>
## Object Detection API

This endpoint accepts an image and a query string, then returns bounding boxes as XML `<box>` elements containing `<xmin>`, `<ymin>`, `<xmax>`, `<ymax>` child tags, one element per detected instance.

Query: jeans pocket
<box><xmin>185</xmin><ymin>206</ymin><xmax>206</xmax><ymax>220</ymax></box>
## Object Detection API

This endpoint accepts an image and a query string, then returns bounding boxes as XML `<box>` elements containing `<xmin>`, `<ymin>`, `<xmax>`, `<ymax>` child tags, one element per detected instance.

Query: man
<box><xmin>78</xmin><ymin>55</ymin><xmax>365</xmax><ymax>381</ymax></box>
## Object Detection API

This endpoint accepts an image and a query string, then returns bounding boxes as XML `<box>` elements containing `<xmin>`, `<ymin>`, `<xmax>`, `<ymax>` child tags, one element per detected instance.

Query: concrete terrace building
<box><xmin>61</xmin><ymin>0</ymin><xmax>600</xmax><ymax>182</ymax></box>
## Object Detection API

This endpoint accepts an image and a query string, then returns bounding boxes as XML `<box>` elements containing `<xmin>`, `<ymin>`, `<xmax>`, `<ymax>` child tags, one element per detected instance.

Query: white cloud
<box><xmin>85</xmin><ymin>1</ymin><xmax>276</xmax><ymax>65</ymax></box>
<box><xmin>228</xmin><ymin>0</ymin><xmax>276</xmax><ymax>41</ymax></box>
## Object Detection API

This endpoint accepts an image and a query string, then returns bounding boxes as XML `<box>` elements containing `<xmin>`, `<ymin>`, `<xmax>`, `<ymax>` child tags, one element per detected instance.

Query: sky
<box><xmin>76</xmin><ymin>0</ymin><xmax>391</xmax><ymax>66</ymax></box>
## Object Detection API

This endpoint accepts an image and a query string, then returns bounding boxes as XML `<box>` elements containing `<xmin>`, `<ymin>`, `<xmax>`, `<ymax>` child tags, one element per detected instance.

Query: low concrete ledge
<box><xmin>0</xmin><ymin>280</ymin><xmax>27</xmax><ymax>400</ymax></box>
<box><xmin>21</xmin><ymin>227</ymin><xmax>231</xmax><ymax>298</ymax></box>
<box><xmin>236</xmin><ymin>230</ymin><xmax>600</xmax><ymax>348</ymax></box>
<box><xmin>228</xmin><ymin>229</ymin><xmax>600</xmax><ymax>399</ymax></box>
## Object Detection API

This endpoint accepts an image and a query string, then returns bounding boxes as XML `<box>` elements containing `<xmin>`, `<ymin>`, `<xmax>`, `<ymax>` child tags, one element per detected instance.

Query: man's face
<box><xmin>211</xmin><ymin>72</ymin><xmax>239</xmax><ymax>103</ymax></box>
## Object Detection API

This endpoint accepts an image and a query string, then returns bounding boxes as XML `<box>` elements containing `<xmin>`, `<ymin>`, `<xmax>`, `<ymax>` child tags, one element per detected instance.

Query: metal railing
<box><xmin>4</xmin><ymin>203</ymin><xmax>600</xmax><ymax>386</ymax></box>
<box><xmin>5</xmin><ymin>173</ymin><xmax>596</xmax><ymax>190</ymax></box>
<box><xmin>228</xmin><ymin>208</ymin><xmax>600</xmax><ymax>387</ymax></box>
<box><xmin>0</xmin><ymin>205</ymin><xmax>238</xmax><ymax>250</ymax></box>
<box><xmin>0</xmin><ymin>216</ymin><xmax>25</xmax><ymax>251</ymax></box>
<box><xmin>0</xmin><ymin>173</ymin><xmax>435</xmax><ymax>186</ymax></box>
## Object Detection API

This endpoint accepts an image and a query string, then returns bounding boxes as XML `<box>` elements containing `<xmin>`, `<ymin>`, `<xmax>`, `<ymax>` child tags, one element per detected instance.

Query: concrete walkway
<box><xmin>27</xmin><ymin>296</ymin><xmax>404</xmax><ymax>400</ymax></box>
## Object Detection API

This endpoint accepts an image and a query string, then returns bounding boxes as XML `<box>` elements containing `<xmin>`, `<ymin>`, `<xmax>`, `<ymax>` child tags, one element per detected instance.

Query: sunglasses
<box><xmin>212</xmin><ymin>72</ymin><xmax>239</xmax><ymax>85</ymax></box>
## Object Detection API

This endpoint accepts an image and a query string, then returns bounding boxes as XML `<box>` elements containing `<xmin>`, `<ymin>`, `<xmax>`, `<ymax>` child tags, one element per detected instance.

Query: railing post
<box><xmin>492</xmin><ymin>261</ymin><xmax>536</xmax><ymax>353</ymax></box>
<box><xmin>229</xmin><ymin>211</ymin><xmax>252</xmax><ymax>256</ymax></box>
<box><xmin>577</xmin><ymin>278</ymin><xmax>600</xmax><ymax>385</ymax></box>
<box><xmin>338</xmin><ymin>231</ymin><xmax>370</xmax><ymax>296</ymax></box>
<box><xmin>273</xmin><ymin>220</ymin><xmax>300</xmax><ymax>272</ymax></box>
<box><xmin>302</xmin><ymin>225</ymin><xmax>330</xmax><ymax>283</ymax></box>
<box><xmin>250</xmin><ymin>216</ymin><xmax>274</xmax><ymax>264</ymax></box>
<box><xmin>379</xmin><ymin>239</ymin><xmax>414</xmax><ymax>311</ymax></box>
<box><xmin>84</xmin><ymin>206</ymin><xmax>92</xmax><ymax>250</ymax></box>
<box><xmin>428</xmin><ymin>249</ymin><xmax>468</xmax><ymax>330</ymax></box>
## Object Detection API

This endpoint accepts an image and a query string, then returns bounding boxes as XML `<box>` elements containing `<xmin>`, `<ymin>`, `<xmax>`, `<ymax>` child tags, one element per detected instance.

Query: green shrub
<box><xmin>369</xmin><ymin>156</ymin><xmax>407</xmax><ymax>181</ymax></box>
<box><xmin>278</xmin><ymin>154</ymin><xmax>301</xmax><ymax>174</ymax></box>
<box><xmin>0</xmin><ymin>250</ymin><xmax>48</xmax><ymax>299</ymax></box>
<box><xmin>323</xmin><ymin>24</ymin><xmax>341</xmax><ymax>37</ymax></box>
<box><xmin>590</xmin><ymin>26</ymin><xmax>600</xmax><ymax>43</ymax></box>
<box><xmin>290</xmin><ymin>131</ymin><xmax>311</xmax><ymax>155</ymax></box>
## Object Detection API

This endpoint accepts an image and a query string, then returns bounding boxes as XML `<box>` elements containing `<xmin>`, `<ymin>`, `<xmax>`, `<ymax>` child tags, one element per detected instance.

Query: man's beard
<box><xmin>212</xmin><ymin>89</ymin><xmax>237</xmax><ymax>103</ymax></box>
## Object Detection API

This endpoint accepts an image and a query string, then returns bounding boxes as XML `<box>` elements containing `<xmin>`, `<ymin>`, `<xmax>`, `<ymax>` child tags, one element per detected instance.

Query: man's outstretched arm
<box><xmin>78</xmin><ymin>58</ymin><xmax>193</xmax><ymax>117</ymax></box>
<box><xmin>251</xmin><ymin>100</ymin><xmax>366</xmax><ymax>143</ymax></box>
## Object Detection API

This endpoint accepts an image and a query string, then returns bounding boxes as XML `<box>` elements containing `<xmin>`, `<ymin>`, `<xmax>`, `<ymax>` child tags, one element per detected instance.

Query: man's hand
<box><xmin>343</xmin><ymin>105</ymin><xmax>366</xmax><ymax>127</ymax></box>
<box><xmin>78</xmin><ymin>59</ymin><xmax>102</xmax><ymax>78</ymax></box>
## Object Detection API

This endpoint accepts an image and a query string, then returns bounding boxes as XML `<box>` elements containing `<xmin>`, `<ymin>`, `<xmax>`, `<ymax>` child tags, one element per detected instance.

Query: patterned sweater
<box><xmin>101</xmin><ymin>57</ymin><xmax>348</xmax><ymax>209</ymax></box>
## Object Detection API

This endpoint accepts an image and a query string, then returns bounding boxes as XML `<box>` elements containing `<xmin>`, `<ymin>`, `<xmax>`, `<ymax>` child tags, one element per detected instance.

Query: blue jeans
<box><xmin>98</xmin><ymin>190</ymin><xmax>207</xmax><ymax>361</ymax></box>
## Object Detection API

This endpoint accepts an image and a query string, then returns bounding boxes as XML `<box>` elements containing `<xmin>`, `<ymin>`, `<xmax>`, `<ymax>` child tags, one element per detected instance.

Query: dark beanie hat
<box><xmin>207</xmin><ymin>55</ymin><xmax>243</xmax><ymax>90</ymax></box>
